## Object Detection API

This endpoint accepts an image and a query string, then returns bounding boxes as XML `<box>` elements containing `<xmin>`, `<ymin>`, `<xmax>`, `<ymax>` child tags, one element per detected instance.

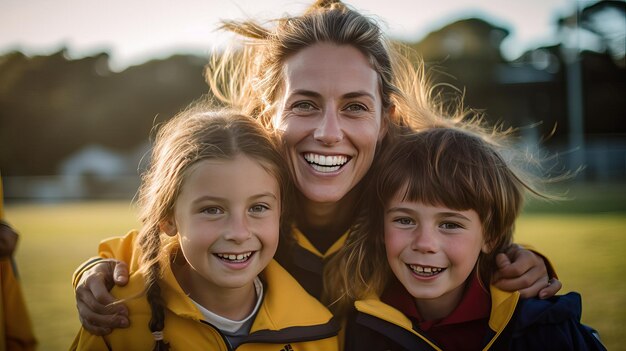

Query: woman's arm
<box><xmin>73</xmin><ymin>230</ymin><xmax>139</xmax><ymax>335</ymax></box>
<box><xmin>493</xmin><ymin>244</ymin><xmax>562</xmax><ymax>299</ymax></box>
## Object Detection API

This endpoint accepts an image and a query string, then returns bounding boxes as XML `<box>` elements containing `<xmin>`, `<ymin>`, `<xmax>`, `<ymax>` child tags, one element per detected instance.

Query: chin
<box><xmin>300</xmin><ymin>186</ymin><xmax>351</xmax><ymax>204</ymax></box>
<box><xmin>218</xmin><ymin>276</ymin><xmax>257</xmax><ymax>289</ymax></box>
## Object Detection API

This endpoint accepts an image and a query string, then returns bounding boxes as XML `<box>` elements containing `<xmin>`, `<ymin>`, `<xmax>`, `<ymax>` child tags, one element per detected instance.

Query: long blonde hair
<box><xmin>206</xmin><ymin>0</ymin><xmax>449</xmax><ymax>133</ymax></box>
<box><xmin>134</xmin><ymin>100</ymin><xmax>290</xmax><ymax>350</ymax></box>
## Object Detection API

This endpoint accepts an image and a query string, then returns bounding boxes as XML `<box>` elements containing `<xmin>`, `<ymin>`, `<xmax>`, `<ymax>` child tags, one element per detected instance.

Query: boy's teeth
<box><xmin>409</xmin><ymin>265</ymin><xmax>444</xmax><ymax>276</ymax></box>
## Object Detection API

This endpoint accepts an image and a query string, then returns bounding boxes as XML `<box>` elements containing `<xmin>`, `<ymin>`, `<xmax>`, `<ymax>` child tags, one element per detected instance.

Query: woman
<box><xmin>74</xmin><ymin>0</ymin><xmax>560</xmax><ymax>335</ymax></box>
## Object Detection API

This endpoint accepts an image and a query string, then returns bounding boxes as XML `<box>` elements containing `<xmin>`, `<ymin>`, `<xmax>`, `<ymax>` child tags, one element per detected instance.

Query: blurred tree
<box><xmin>1</xmin><ymin>2</ymin><xmax>623</xmax><ymax>181</ymax></box>
<box><xmin>580</xmin><ymin>0</ymin><xmax>625</xmax><ymax>68</ymax></box>
<box><xmin>404</xmin><ymin>4</ymin><xmax>624</xmax><ymax>144</ymax></box>
<box><xmin>0</xmin><ymin>50</ymin><xmax>207</xmax><ymax>176</ymax></box>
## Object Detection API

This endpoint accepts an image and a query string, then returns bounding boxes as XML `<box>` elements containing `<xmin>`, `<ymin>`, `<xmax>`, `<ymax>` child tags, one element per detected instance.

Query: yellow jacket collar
<box><xmin>160</xmin><ymin>259</ymin><xmax>206</xmax><ymax>320</ymax></box>
<box><xmin>485</xmin><ymin>285</ymin><xmax>520</xmax><ymax>348</ymax></box>
<box><xmin>251</xmin><ymin>260</ymin><xmax>335</xmax><ymax>331</ymax></box>
<box><xmin>354</xmin><ymin>285</ymin><xmax>520</xmax><ymax>350</ymax></box>
<box><xmin>292</xmin><ymin>225</ymin><xmax>349</xmax><ymax>258</ymax></box>
<box><xmin>159</xmin><ymin>258</ymin><xmax>335</xmax><ymax>331</ymax></box>
<box><xmin>354</xmin><ymin>295</ymin><xmax>441</xmax><ymax>349</ymax></box>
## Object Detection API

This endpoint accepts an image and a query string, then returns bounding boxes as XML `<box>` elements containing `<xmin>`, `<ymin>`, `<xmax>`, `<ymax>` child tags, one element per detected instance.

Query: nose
<box><xmin>314</xmin><ymin>108</ymin><xmax>343</xmax><ymax>145</ymax></box>
<box><xmin>410</xmin><ymin>226</ymin><xmax>438</xmax><ymax>253</ymax></box>
<box><xmin>224</xmin><ymin>212</ymin><xmax>251</xmax><ymax>243</ymax></box>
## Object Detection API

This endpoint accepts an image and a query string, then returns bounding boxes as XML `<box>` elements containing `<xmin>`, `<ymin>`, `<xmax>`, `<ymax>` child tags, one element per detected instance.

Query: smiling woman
<box><xmin>277</xmin><ymin>43</ymin><xmax>387</xmax><ymax>206</ymax></box>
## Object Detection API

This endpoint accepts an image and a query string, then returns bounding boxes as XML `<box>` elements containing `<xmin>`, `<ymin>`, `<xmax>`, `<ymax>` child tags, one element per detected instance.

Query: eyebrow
<box><xmin>437</xmin><ymin>212</ymin><xmax>471</xmax><ymax>221</ymax></box>
<box><xmin>191</xmin><ymin>192</ymin><xmax>278</xmax><ymax>205</ymax></box>
<box><xmin>288</xmin><ymin>89</ymin><xmax>376</xmax><ymax>101</ymax></box>
<box><xmin>385</xmin><ymin>207</ymin><xmax>471</xmax><ymax>221</ymax></box>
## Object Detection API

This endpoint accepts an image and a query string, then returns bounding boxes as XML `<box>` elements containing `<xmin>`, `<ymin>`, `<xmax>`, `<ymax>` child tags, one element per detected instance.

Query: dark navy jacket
<box><xmin>344</xmin><ymin>286</ymin><xmax>606</xmax><ymax>351</ymax></box>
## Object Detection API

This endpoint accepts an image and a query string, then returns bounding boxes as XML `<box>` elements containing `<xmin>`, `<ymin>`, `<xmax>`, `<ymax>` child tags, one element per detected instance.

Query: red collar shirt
<box><xmin>381</xmin><ymin>273</ymin><xmax>491</xmax><ymax>350</ymax></box>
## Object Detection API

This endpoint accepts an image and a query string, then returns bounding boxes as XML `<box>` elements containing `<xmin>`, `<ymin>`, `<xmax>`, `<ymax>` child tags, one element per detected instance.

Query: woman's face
<box><xmin>274</xmin><ymin>43</ymin><xmax>387</xmax><ymax>204</ymax></box>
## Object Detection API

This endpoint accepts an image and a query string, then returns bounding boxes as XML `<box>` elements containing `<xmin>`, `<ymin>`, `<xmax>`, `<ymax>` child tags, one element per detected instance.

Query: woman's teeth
<box><xmin>303</xmin><ymin>153</ymin><xmax>349</xmax><ymax>173</ymax></box>
<box><xmin>216</xmin><ymin>252</ymin><xmax>253</xmax><ymax>262</ymax></box>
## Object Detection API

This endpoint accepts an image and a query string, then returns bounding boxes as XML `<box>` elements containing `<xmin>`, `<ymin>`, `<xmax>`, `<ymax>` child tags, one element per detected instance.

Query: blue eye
<box><xmin>202</xmin><ymin>207</ymin><xmax>223</xmax><ymax>215</ymax></box>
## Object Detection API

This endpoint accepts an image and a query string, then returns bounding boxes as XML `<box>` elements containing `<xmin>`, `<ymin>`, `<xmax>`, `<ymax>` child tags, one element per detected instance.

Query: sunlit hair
<box><xmin>206</xmin><ymin>0</ymin><xmax>447</xmax><ymax>133</ymax></box>
<box><xmin>134</xmin><ymin>100</ymin><xmax>290</xmax><ymax>350</ymax></box>
<box><xmin>325</xmin><ymin>124</ymin><xmax>555</xmax><ymax>317</ymax></box>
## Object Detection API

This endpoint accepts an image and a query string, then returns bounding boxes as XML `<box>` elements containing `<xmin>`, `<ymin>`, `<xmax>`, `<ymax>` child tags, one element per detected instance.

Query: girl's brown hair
<box><xmin>134</xmin><ymin>100</ymin><xmax>290</xmax><ymax>350</ymax></box>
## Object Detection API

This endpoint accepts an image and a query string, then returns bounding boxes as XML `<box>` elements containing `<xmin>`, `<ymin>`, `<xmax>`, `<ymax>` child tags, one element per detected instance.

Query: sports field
<box><xmin>5</xmin><ymin>183</ymin><xmax>626</xmax><ymax>350</ymax></box>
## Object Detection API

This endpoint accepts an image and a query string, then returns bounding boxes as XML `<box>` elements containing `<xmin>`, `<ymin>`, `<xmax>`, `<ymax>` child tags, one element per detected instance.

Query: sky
<box><xmin>0</xmin><ymin>0</ymin><xmax>588</xmax><ymax>71</ymax></box>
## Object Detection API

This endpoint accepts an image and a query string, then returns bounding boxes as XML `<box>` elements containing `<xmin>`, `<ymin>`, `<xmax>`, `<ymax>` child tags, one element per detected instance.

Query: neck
<box><xmin>414</xmin><ymin>280</ymin><xmax>468</xmax><ymax>321</ymax></box>
<box><xmin>172</xmin><ymin>262</ymin><xmax>257</xmax><ymax>321</ymax></box>
<box><xmin>295</xmin><ymin>189</ymin><xmax>359</xmax><ymax>252</ymax></box>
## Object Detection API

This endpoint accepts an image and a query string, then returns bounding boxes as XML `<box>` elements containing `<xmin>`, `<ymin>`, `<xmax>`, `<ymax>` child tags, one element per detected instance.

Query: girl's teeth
<box><xmin>217</xmin><ymin>252</ymin><xmax>252</xmax><ymax>262</ymax></box>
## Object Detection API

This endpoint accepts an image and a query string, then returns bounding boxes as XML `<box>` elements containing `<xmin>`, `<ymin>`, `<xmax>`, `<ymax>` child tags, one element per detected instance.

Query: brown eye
<box><xmin>440</xmin><ymin>222</ymin><xmax>462</xmax><ymax>230</ymax></box>
<box><xmin>393</xmin><ymin>217</ymin><xmax>414</xmax><ymax>226</ymax></box>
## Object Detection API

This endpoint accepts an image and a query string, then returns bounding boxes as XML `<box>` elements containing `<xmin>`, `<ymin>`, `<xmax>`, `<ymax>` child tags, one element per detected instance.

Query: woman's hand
<box><xmin>493</xmin><ymin>244</ymin><xmax>562</xmax><ymax>299</ymax></box>
<box><xmin>75</xmin><ymin>259</ymin><xmax>130</xmax><ymax>335</ymax></box>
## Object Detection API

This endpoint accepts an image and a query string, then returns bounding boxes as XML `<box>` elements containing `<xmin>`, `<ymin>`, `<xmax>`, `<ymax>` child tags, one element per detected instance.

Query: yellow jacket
<box><xmin>0</xmin><ymin>174</ymin><xmax>37</xmax><ymax>351</ymax></box>
<box><xmin>72</xmin><ymin>227</ymin><xmax>350</xmax><ymax>300</ymax></box>
<box><xmin>71</xmin><ymin>233</ymin><xmax>339</xmax><ymax>351</ymax></box>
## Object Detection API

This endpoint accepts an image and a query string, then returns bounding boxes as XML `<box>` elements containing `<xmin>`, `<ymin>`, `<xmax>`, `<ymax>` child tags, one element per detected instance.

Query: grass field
<box><xmin>5</xmin><ymin>185</ymin><xmax>626</xmax><ymax>350</ymax></box>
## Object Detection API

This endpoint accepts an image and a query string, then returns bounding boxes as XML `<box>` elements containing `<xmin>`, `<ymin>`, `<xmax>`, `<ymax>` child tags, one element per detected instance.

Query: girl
<box><xmin>73</xmin><ymin>0</ymin><xmax>560</xmax><ymax>333</ymax></box>
<box><xmin>328</xmin><ymin>127</ymin><xmax>605</xmax><ymax>350</ymax></box>
<box><xmin>71</xmin><ymin>102</ymin><xmax>339</xmax><ymax>350</ymax></box>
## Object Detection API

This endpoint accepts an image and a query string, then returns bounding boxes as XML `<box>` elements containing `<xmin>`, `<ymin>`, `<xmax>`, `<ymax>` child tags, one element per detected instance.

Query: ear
<box><xmin>378</xmin><ymin>105</ymin><xmax>393</xmax><ymax>141</ymax></box>
<box><xmin>481</xmin><ymin>240</ymin><xmax>491</xmax><ymax>254</ymax></box>
<box><xmin>159</xmin><ymin>217</ymin><xmax>178</xmax><ymax>237</ymax></box>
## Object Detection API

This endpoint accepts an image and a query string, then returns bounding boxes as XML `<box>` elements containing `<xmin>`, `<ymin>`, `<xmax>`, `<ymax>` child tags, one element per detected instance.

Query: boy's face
<box><xmin>164</xmin><ymin>154</ymin><xmax>280</xmax><ymax>299</ymax></box>
<box><xmin>384</xmin><ymin>191</ymin><xmax>487</xmax><ymax>318</ymax></box>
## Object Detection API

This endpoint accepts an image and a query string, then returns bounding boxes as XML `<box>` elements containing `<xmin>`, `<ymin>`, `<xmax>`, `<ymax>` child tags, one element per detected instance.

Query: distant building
<box><xmin>409</xmin><ymin>11</ymin><xmax>625</xmax><ymax>181</ymax></box>
<box><xmin>3</xmin><ymin>143</ymin><xmax>148</xmax><ymax>200</ymax></box>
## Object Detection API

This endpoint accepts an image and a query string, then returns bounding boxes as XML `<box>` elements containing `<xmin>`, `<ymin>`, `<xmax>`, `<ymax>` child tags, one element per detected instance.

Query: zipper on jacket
<box><xmin>200</xmin><ymin>320</ymin><xmax>234</xmax><ymax>351</ymax></box>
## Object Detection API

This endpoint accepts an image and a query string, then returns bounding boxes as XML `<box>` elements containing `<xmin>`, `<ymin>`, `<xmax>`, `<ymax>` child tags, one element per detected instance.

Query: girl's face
<box><xmin>166</xmin><ymin>154</ymin><xmax>280</xmax><ymax>296</ymax></box>
<box><xmin>383</xmin><ymin>190</ymin><xmax>487</xmax><ymax>317</ymax></box>
<box><xmin>274</xmin><ymin>43</ymin><xmax>387</xmax><ymax>204</ymax></box>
